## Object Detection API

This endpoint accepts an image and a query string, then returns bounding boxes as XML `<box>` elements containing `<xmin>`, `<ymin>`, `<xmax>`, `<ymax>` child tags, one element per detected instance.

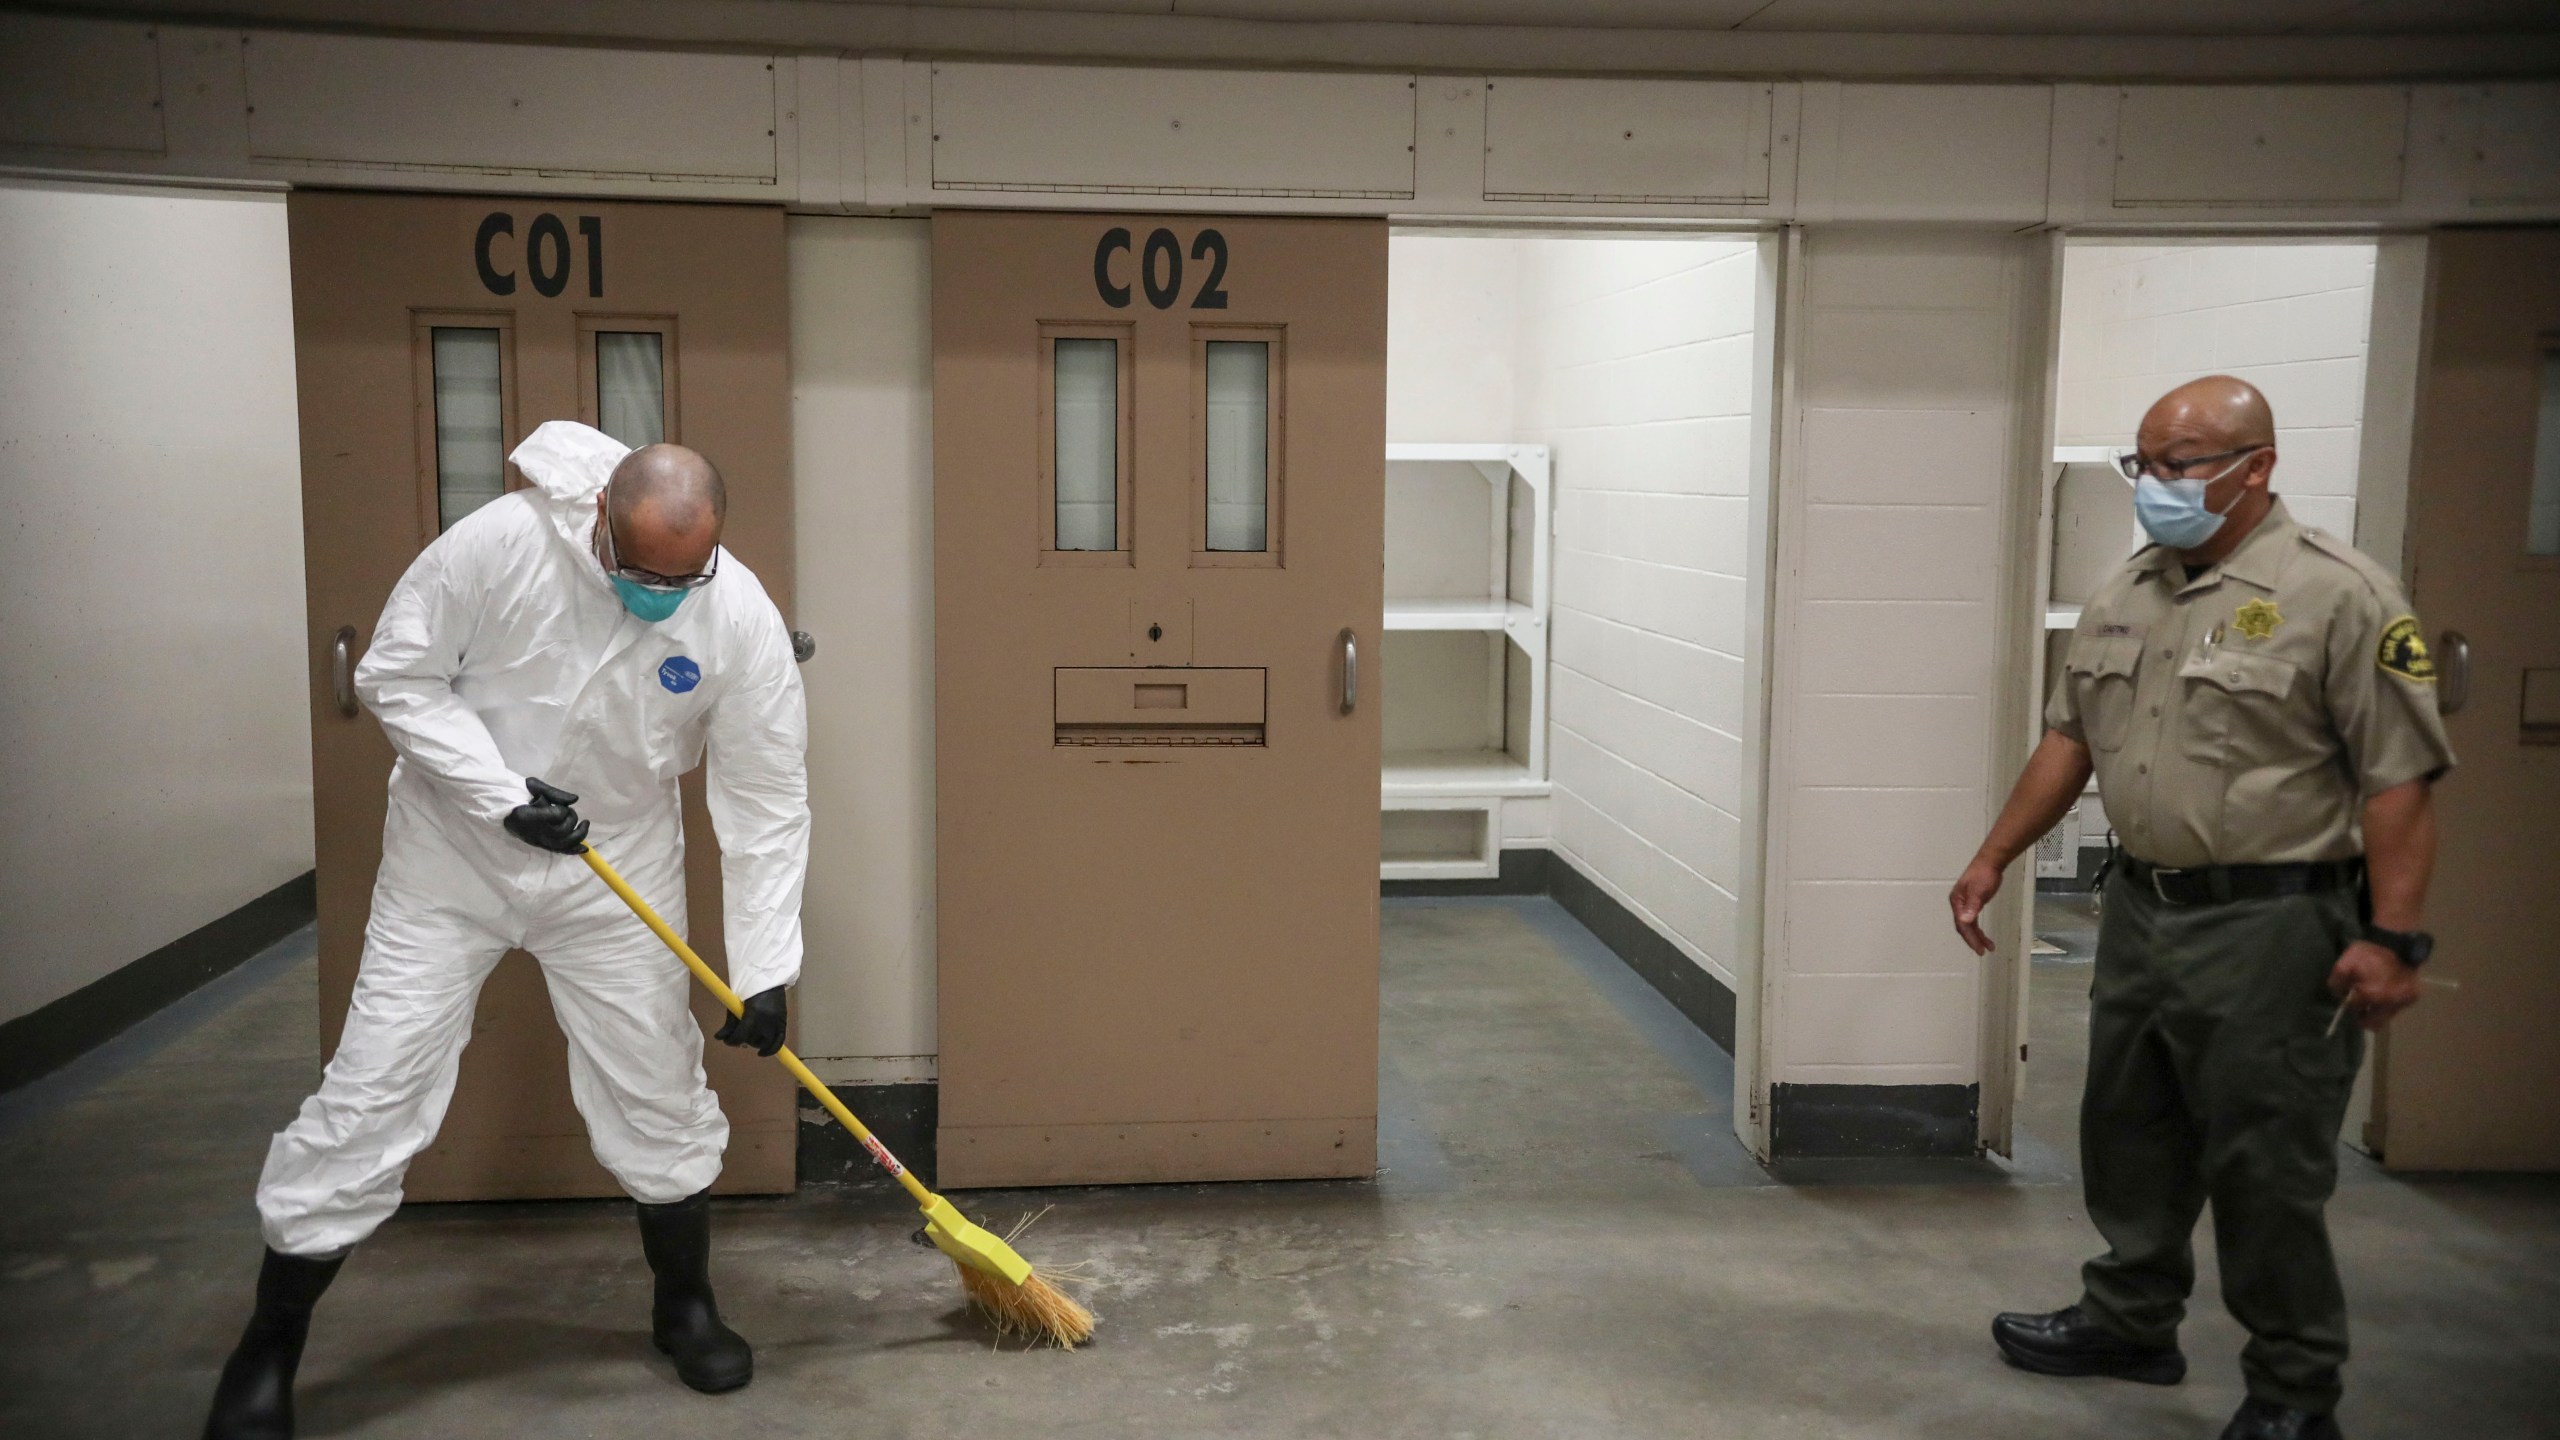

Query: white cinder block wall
<box><xmin>0</xmin><ymin>180</ymin><xmax>313</xmax><ymax>1025</ymax></box>
<box><xmin>2055</xmin><ymin>242</ymin><xmax>2377</xmax><ymax>540</ymax></box>
<box><xmin>1518</xmin><ymin>240</ymin><xmax>1763</xmax><ymax>993</ymax></box>
<box><xmin>1387</xmin><ymin>233</ymin><xmax>1763</xmax><ymax>991</ymax></box>
<box><xmin>1762</xmin><ymin>229</ymin><xmax>2038</xmax><ymax>1102</ymax></box>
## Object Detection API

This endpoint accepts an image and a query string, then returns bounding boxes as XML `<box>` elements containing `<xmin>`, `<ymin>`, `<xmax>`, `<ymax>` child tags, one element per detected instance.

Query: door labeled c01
<box><xmin>288</xmin><ymin>191</ymin><xmax>795</xmax><ymax>1199</ymax></box>
<box><xmin>933</xmin><ymin>211</ymin><xmax>1386</xmax><ymax>1187</ymax></box>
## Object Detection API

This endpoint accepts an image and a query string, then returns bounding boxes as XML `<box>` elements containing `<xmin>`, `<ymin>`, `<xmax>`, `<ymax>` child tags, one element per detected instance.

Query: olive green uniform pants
<box><xmin>2077</xmin><ymin>878</ymin><xmax>2365</xmax><ymax>1414</ymax></box>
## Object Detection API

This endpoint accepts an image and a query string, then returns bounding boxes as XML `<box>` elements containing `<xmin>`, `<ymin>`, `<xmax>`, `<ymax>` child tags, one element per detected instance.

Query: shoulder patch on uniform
<box><xmin>2377</xmin><ymin>617</ymin><xmax>2436</xmax><ymax>683</ymax></box>
<box><xmin>2232</xmin><ymin>597</ymin><xmax>2282</xmax><ymax>640</ymax></box>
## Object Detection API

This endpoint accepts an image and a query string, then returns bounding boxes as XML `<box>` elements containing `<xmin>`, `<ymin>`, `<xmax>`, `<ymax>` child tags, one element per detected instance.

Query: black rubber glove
<box><xmin>503</xmin><ymin>777</ymin><xmax>591</xmax><ymax>854</ymax></box>
<box><xmin>716</xmin><ymin>986</ymin><xmax>788</xmax><ymax>1057</ymax></box>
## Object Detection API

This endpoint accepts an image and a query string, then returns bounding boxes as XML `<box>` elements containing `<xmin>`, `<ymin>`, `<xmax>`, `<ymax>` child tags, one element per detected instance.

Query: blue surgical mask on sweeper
<box><xmin>611</xmin><ymin>573</ymin><xmax>689</xmax><ymax>623</ymax></box>
<box><xmin>2132</xmin><ymin>453</ymin><xmax>2255</xmax><ymax>551</ymax></box>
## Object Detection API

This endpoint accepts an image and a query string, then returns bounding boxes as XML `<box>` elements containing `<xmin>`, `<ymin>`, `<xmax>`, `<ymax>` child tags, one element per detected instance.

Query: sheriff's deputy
<box><xmin>1948</xmin><ymin>375</ymin><xmax>2453</xmax><ymax>1440</ymax></box>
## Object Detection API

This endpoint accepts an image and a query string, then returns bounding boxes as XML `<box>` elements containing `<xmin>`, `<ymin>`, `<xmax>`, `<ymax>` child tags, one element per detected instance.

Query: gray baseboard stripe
<box><xmin>0</xmin><ymin>871</ymin><xmax>316</xmax><ymax>1094</ymax></box>
<box><xmin>798</xmin><ymin>1082</ymin><xmax>938</xmax><ymax>1188</ymax></box>
<box><xmin>1770</xmin><ymin>1082</ymin><xmax>1979</xmax><ymax>1158</ymax></box>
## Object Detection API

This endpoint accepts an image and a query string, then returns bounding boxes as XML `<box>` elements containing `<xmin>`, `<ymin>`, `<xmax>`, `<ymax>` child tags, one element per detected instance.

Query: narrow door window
<box><xmin>2530</xmin><ymin>347</ymin><xmax>2560</xmax><ymax>556</ymax></box>
<box><xmin>1052</xmin><ymin>337</ymin><xmax>1120</xmax><ymax>552</ymax></box>
<box><xmin>430</xmin><ymin>327</ymin><xmax>505</xmax><ymax>531</ymax></box>
<box><xmin>1204</xmin><ymin>341</ymin><xmax>1270</xmax><ymax>552</ymax></box>
<box><xmin>595</xmin><ymin>331</ymin><xmax>667</xmax><ymax>449</ymax></box>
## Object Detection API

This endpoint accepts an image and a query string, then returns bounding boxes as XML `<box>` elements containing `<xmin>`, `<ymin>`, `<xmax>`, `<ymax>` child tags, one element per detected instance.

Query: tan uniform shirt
<box><xmin>2047</xmin><ymin>498</ymin><xmax>2456</xmax><ymax>868</ymax></box>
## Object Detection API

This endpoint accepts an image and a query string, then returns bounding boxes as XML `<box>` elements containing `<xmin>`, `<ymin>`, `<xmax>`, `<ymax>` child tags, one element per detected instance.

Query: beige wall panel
<box><xmin>244</xmin><ymin>33</ymin><xmax>778</xmax><ymax>181</ymax></box>
<box><xmin>1484</xmin><ymin>78</ymin><xmax>1772</xmax><ymax>203</ymax></box>
<box><xmin>2468</xmin><ymin>84</ymin><xmax>2560</xmax><ymax>206</ymax></box>
<box><xmin>2112</xmin><ymin>85</ymin><xmax>2408</xmax><ymax>206</ymax></box>
<box><xmin>1801</xmin><ymin>83</ymin><xmax>2051</xmax><ymax>222</ymax></box>
<box><xmin>928</xmin><ymin>63</ymin><xmax>1416</xmax><ymax>198</ymax></box>
<box><xmin>0</xmin><ymin>14</ymin><xmax>164</xmax><ymax>156</ymax></box>
<box><xmin>786</xmin><ymin>216</ymin><xmax>937</xmax><ymax>1081</ymax></box>
<box><xmin>790</xmin><ymin>55</ymin><xmax>857</xmax><ymax>211</ymax></box>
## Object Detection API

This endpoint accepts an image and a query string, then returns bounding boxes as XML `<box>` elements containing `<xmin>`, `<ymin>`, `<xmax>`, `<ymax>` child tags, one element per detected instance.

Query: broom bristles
<box><xmin>942</xmin><ymin>1205</ymin><xmax>1097</xmax><ymax>1349</ymax></box>
<box><xmin>957</xmin><ymin>1263</ymin><xmax>1097</xmax><ymax>1348</ymax></box>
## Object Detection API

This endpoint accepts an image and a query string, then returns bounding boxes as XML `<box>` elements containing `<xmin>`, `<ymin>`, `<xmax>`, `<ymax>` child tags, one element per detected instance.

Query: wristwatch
<box><xmin>2363</xmin><ymin>925</ymin><xmax>2434</xmax><ymax>968</ymax></box>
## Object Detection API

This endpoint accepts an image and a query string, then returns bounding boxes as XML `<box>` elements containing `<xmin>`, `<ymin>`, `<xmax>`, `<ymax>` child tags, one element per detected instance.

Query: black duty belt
<box><xmin>2117</xmin><ymin>855</ymin><xmax>2363</xmax><ymax>907</ymax></box>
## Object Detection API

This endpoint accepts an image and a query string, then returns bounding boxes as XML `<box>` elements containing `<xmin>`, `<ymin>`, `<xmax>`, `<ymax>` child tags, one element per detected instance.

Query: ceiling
<box><xmin>39</xmin><ymin>0</ymin><xmax>2560</xmax><ymax>78</ymax></box>
<box><xmin>873</xmin><ymin>0</ymin><xmax>2560</xmax><ymax>36</ymax></box>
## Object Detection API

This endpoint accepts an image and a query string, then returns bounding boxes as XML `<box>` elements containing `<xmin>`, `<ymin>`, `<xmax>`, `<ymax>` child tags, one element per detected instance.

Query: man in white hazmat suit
<box><xmin>203</xmin><ymin>420</ymin><xmax>809</xmax><ymax>1439</ymax></box>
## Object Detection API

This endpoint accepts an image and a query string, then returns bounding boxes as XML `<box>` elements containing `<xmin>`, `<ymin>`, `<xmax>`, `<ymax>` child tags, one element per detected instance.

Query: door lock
<box><xmin>1148</xmin><ymin>623</ymin><xmax>1163</xmax><ymax>643</ymax></box>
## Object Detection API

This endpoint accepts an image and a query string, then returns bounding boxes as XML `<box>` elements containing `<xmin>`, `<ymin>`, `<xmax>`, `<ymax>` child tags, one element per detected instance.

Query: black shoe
<box><xmin>1991</xmin><ymin>1304</ymin><xmax>2187</xmax><ymax>1385</ymax></box>
<box><xmin>635</xmin><ymin>1189</ymin><xmax>753</xmax><ymax>1394</ymax></box>
<box><xmin>2220</xmin><ymin>1398</ymin><xmax>2343</xmax><ymax>1440</ymax></box>
<box><xmin>202</xmin><ymin>1247</ymin><xmax>346</xmax><ymax>1440</ymax></box>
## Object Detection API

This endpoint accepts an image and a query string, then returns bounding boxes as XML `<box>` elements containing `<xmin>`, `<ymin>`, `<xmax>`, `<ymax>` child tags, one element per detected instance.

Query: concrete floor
<box><xmin>3</xmin><ymin>896</ymin><xmax>2556</xmax><ymax>1438</ymax></box>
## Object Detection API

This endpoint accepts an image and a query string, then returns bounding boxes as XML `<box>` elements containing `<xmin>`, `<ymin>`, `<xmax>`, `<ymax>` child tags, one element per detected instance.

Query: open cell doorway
<box><xmin>2023</xmin><ymin>236</ymin><xmax>2400</xmax><ymax>1159</ymax></box>
<box><xmin>1378</xmin><ymin>229</ymin><xmax>1778</xmax><ymax>1187</ymax></box>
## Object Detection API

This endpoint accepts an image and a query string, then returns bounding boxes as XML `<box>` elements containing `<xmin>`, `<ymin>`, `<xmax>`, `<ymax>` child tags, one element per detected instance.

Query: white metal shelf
<box><xmin>2052</xmin><ymin>445</ymin><xmax>2122</xmax><ymax>466</ymax></box>
<box><xmin>1379</xmin><ymin>442</ymin><xmax>1552</xmax><ymax>880</ymax></box>
<box><xmin>1383</xmin><ymin>598</ymin><xmax>1546</xmax><ymax>647</ymax></box>
<box><xmin>1383</xmin><ymin>749</ymin><xmax>1552</xmax><ymax>798</ymax></box>
<box><xmin>1387</xmin><ymin>442</ymin><xmax>1545</xmax><ymax>465</ymax></box>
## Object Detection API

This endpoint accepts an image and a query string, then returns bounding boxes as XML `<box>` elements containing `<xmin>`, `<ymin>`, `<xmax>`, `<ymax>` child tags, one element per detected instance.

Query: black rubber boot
<box><xmin>636</xmin><ymin>1189</ymin><xmax>753</xmax><ymax>1393</ymax></box>
<box><xmin>202</xmin><ymin>1247</ymin><xmax>345</xmax><ymax>1440</ymax></box>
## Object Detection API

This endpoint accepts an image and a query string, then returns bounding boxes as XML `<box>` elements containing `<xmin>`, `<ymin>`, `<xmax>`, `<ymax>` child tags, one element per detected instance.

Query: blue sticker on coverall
<box><xmin>659</xmin><ymin>656</ymin><xmax>701</xmax><ymax>694</ymax></box>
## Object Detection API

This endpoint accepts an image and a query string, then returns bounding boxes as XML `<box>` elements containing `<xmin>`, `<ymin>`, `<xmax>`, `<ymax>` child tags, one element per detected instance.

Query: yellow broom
<box><xmin>576</xmin><ymin>843</ymin><xmax>1097</xmax><ymax>1348</ymax></box>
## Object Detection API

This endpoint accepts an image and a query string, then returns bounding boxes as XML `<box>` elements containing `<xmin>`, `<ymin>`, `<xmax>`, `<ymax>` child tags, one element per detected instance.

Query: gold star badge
<box><xmin>2232</xmin><ymin>598</ymin><xmax>2283</xmax><ymax>640</ymax></box>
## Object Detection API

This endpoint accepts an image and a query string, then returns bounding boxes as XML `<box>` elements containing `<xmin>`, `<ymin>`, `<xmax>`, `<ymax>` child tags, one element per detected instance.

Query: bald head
<box><xmin>601</xmin><ymin>443</ymin><xmax>724</xmax><ymax>579</ymax></box>
<box><xmin>2140</xmin><ymin>374</ymin><xmax>2276</xmax><ymax>455</ymax></box>
<box><xmin>2133</xmin><ymin>374</ymin><xmax>2281</xmax><ymax>559</ymax></box>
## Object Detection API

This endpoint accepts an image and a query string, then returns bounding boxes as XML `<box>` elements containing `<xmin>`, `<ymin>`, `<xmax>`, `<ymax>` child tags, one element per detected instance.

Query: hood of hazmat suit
<box><xmin>353</xmin><ymin>419</ymin><xmax>810</xmax><ymax>997</ymax></box>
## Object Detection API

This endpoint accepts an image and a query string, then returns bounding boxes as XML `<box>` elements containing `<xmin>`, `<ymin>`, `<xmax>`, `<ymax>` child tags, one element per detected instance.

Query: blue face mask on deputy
<box><xmin>611</xmin><ymin>574</ymin><xmax>689</xmax><ymax>623</ymax></box>
<box><xmin>2132</xmin><ymin>453</ymin><xmax>2252</xmax><ymax>551</ymax></box>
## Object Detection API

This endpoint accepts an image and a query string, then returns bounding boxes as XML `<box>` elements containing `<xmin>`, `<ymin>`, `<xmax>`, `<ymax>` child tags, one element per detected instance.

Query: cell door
<box><xmin>2372</xmin><ymin>229</ymin><xmax>2560</xmax><ymax>1171</ymax></box>
<box><xmin>288</xmin><ymin>192</ymin><xmax>796</xmax><ymax>1199</ymax></box>
<box><xmin>933</xmin><ymin>211</ymin><xmax>1386</xmax><ymax>1187</ymax></box>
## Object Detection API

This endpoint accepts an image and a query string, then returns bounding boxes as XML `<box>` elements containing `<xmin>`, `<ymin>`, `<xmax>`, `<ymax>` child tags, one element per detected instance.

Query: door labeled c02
<box><xmin>933</xmin><ymin>211</ymin><xmax>1386</xmax><ymax>1187</ymax></box>
<box><xmin>288</xmin><ymin>192</ymin><xmax>795</xmax><ymax>1200</ymax></box>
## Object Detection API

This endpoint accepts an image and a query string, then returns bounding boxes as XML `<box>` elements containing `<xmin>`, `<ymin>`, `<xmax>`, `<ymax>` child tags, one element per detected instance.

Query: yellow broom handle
<box><xmin>578</xmin><ymin>846</ymin><xmax>940</xmax><ymax>1213</ymax></box>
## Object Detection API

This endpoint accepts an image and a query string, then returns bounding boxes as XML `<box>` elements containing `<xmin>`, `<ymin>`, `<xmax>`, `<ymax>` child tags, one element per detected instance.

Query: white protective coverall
<box><xmin>257</xmin><ymin>421</ymin><xmax>809</xmax><ymax>1256</ymax></box>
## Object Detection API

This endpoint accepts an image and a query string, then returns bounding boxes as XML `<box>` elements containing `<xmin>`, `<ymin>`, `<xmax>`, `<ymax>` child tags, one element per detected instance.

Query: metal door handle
<box><xmin>2438</xmin><ymin>630</ymin><xmax>2470</xmax><ymax>715</ymax></box>
<box><xmin>1339</xmin><ymin>628</ymin><xmax>1359</xmax><ymax>715</ymax></box>
<box><xmin>331</xmin><ymin>626</ymin><xmax>359</xmax><ymax>717</ymax></box>
<box><xmin>791</xmin><ymin>629</ymin><xmax>816</xmax><ymax>664</ymax></box>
